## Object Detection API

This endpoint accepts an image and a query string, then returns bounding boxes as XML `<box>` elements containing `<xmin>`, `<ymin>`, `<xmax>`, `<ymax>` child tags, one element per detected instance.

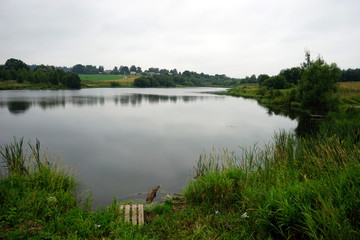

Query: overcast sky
<box><xmin>1</xmin><ymin>0</ymin><xmax>359</xmax><ymax>78</ymax></box>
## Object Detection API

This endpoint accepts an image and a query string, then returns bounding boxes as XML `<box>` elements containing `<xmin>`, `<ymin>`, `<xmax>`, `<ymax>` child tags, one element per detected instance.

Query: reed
<box><xmin>183</xmin><ymin>111</ymin><xmax>360</xmax><ymax>239</ymax></box>
<box><xmin>0</xmin><ymin>137</ymin><xmax>28</xmax><ymax>176</ymax></box>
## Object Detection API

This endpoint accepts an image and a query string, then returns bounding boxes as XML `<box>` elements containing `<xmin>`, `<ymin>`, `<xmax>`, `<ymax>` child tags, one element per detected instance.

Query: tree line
<box><xmin>237</xmin><ymin>64</ymin><xmax>359</xmax><ymax>89</ymax></box>
<box><xmin>133</xmin><ymin>71</ymin><xmax>237</xmax><ymax>88</ymax></box>
<box><xmin>0</xmin><ymin>58</ymin><xmax>81</xmax><ymax>89</ymax></box>
<box><xmin>70</xmin><ymin>63</ymin><xmax>178</xmax><ymax>76</ymax></box>
<box><xmin>247</xmin><ymin>51</ymin><xmax>342</xmax><ymax>113</ymax></box>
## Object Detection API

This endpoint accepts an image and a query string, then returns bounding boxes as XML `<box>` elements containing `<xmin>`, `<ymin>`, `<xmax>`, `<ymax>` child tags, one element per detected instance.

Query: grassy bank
<box><xmin>80</xmin><ymin>75</ymin><xmax>138</xmax><ymax>88</ymax></box>
<box><xmin>0</xmin><ymin>80</ymin><xmax>69</xmax><ymax>90</ymax></box>
<box><xmin>226</xmin><ymin>82</ymin><xmax>360</xmax><ymax>111</ymax></box>
<box><xmin>79</xmin><ymin>74</ymin><xmax>126</xmax><ymax>82</ymax></box>
<box><xmin>0</xmin><ymin>74</ymin><xmax>138</xmax><ymax>90</ymax></box>
<box><xmin>1</xmin><ymin>108</ymin><xmax>360</xmax><ymax>239</ymax></box>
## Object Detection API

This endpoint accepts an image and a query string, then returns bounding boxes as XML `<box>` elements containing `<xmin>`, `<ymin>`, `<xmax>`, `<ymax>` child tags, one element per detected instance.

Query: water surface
<box><xmin>0</xmin><ymin>88</ymin><xmax>297</xmax><ymax>205</ymax></box>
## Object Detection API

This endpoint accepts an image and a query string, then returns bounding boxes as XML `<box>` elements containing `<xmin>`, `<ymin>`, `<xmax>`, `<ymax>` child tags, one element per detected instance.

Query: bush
<box><xmin>297</xmin><ymin>57</ymin><xmax>341</xmax><ymax>113</ymax></box>
<box><xmin>261</xmin><ymin>75</ymin><xmax>291</xmax><ymax>89</ymax></box>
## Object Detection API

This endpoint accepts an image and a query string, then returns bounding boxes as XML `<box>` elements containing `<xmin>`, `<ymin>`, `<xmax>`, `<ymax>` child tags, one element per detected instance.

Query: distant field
<box><xmin>339</xmin><ymin>81</ymin><xmax>360</xmax><ymax>90</ymax></box>
<box><xmin>79</xmin><ymin>74</ymin><xmax>126</xmax><ymax>82</ymax></box>
<box><xmin>338</xmin><ymin>82</ymin><xmax>360</xmax><ymax>105</ymax></box>
<box><xmin>80</xmin><ymin>74</ymin><xmax>139</xmax><ymax>88</ymax></box>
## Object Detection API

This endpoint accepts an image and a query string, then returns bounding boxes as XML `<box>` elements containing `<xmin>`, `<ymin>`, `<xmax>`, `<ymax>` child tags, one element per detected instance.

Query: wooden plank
<box><xmin>119</xmin><ymin>205</ymin><xmax>124</xmax><ymax>224</ymax></box>
<box><xmin>132</xmin><ymin>205</ymin><xmax>138</xmax><ymax>225</ymax></box>
<box><xmin>124</xmin><ymin>205</ymin><xmax>130</xmax><ymax>223</ymax></box>
<box><xmin>138</xmin><ymin>204</ymin><xmax>144</xmax><ymax>226</ymax></box>
<box><xmin>120</xmin><ymin>204</ymin><xmax>144</xmax><ymax>226</ymax></box>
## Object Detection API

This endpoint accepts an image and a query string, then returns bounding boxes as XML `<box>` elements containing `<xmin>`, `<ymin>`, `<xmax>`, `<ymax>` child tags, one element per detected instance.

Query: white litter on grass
<box><xmin>215</xmin><ymin>210</ymin><xmax>219</xmax><ymax>215</ymax></box>
<box><xmin>241</xmin><ymin>212</ymin><xmax>249</xmax><ymax>219</ymax></box>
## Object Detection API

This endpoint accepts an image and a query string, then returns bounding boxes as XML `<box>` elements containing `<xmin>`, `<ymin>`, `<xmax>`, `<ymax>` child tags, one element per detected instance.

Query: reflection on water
<box><xmin>7</xmin><ymin>101</ymin><xmax>31</xmax><ymax>115</ymax></box>
<box><xmin>0</xmin><ymin>88</ymin><xmax>297</xmax><ymax>206</ymax></box>
<box><xmin>1</xmin><ymin>93</ymin><xmax>222</xmax><ymax>115</ymax></box>
<box><xmin>260</xmin><ymin>102</ymin><xmax>321</xmax><ymax>137</ymax></box>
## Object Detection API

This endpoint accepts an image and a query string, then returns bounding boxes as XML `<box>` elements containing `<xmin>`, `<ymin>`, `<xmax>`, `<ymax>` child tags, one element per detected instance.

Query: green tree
<box><xmin>16</xmin><ymin>69</ymin><xmax>28</xmax><ymax>83</ymax></box>
<box><xmin>63</xmin><ymin>72</ymin><xmax>81</xmax><ymax>89</ymax></box>
<box><xmin>49</xmin><ymin>70</ymin><xmax>60</xmax><ymax>85</ymax></box>
<box><xmin>5</xmin><ymin>58</ymin><xmax>29</xmax><ymax>71</ymax></box>
<box><xmin>279</xmin><ymin>67</ymin><xmax>302</xmax><ymax>85</ymax></box>
<box><xmin>257</xmin><ymin>74</ymin><xmax>270</xmax><ymax>84</ymax></box>
<box><xmin>111</xmin><ymin>66</ymin><xmax>119</xmax><ymax>75</ymax></box>
<box><xmin>160</xmin><ymin>69</ymin><xmax>169</xmax><ymax>74</ymax></box>
<box><xmin>297</xmin><ymin>55</ymin><xmax>341</xmax><ymax>113</ymax></box>
<box><xmin>130</xmin><ymin>65</ymin><xmax>137</xmax><ymax>72</ymax></box>
<box><xmin>262</xmin><ymin>75</ymin><xmax>289</xmax><ymax>89</ymax></box>
<box><xmin>120</xmin><ymin>66</ymin><xmax>130</xmax><ymax>75</ymax></box>
<box><xmin>134</xmin><ymin>77</ymin><xmax>150</xmax><ymax>87</ymax></box>
<box><xmin>71</xmin><ymin>64</ymin><xmax>85</xmax><ymax>74</ymax></box>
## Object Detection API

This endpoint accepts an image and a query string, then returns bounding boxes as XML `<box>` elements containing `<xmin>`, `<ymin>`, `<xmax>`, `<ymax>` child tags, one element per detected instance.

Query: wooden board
<box><xmin>124</xmin><ymin>205</ymin><xmax>130</xmax><ymax>223</ymax></box>
<box><xmin>132</xmin><ymin>205</ymin><xmax>137</xmax><ymax>225</ymax></box>
<box><xmin>119</xmin><ymin>204</ymin><xmax>144</xmax><ymax>226</ymax></box>
<box><xmin>138</xmin><ymin>204</ymin><xmax>144</xmax><ymax>226</ymax></box>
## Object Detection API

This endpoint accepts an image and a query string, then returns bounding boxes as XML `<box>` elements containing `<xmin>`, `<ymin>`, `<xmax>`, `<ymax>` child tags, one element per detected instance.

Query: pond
<box><xmin>0</xmin><ymin>88</ymin><xmax>297</xmax><ymax>206</ymax></box>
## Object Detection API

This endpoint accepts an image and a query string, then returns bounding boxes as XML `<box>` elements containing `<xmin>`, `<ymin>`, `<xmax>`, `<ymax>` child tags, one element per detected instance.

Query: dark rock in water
<box><xmin>146</xmin><ymin>185</ymin><xmax>160</xmax><ymax>203</ymax></box>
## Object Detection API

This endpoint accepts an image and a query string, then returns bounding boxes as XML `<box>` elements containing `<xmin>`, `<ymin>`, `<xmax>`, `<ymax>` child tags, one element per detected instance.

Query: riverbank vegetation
<box><xmin>227</xmin><ymin>51</ymin><xmax>360</xmax><ymax>115</ymax></box>
<box><xmin>1</xmin><ymin>107</ymin><xmax>360</xmax><ymax>239</ymax></box>
<box><xmin>2</xmin><ymin>52</ymin><xmax>360</xmax><ymax>238</ymax></box>
<box><xmin>0</xmin><ymin>59</ymin><xmax>81</xmax><ymax>90</ymax></box>
<box><xmin>1</xmin><ymin>58</ymin><xmax>240</xmax><ymax>89</ymax></box>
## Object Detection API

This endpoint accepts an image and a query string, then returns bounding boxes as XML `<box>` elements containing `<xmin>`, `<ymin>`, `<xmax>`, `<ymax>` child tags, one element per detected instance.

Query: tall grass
<box><xmin>184</xmin><ymin>110</ymin><xmax>360</xmax><ymax>239</ymax></box>
<box><xmin>0</xmin><ymin>137</ymin><xmax>28</xmax><ymax>176</ymax></box>
<box><xmin>0</xmin><ymin>138</ymin><xmax>151</xmax><ymax>239</ymax></box>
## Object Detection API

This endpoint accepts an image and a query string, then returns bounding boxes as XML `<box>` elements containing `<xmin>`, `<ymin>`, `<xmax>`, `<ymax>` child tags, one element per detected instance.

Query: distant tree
<box><xmin>160</xmin><ymin>69</ymin><xmax>169</xmax><ymax>74</ymax></box>
<box><xmin>301</xmin><ymin>49</ymin><xmax>312</xmax><ymax>69</ymax></box>
<box><xmin>0</xmin><ymin>67</ymin><xmax>12</xmax><ymax>81</ymax></box>
<box><xmin>16</xmin><ymin>69</ymin><xmax>28</xmax><ymax>83</ymax></box>
<box><xmin>63</xmin><ymin>72</ymin><xmax>81</xmax><ymax>89</ymax></box>
<box><xmin>111</xmin><ymin>66</ymin><xmax>119</xmax><ymax>75</ymax></box>
<box><xmin>98</xmin><ymin>65</ymin><xmax>104</xmax><ymax>73</ymax></box>
<box><xmin>35</xmin><ymin>65</ymin><xmax>55</xmax><ymax>72</ymax></box>
<box><xmin>48</xmin><ymin>70</ymin><xmax>60</xmax><ymax>85</ymax></box>
<box><xmin>170</xmin><ymin>69</ymin><xmax>178</xmax><ymax>75</ymax></box>
<box><xmin>136</xmin><ymin>66</ymin><xmax>142</xmax><ymax>73</ymax></box>
<box><xmin>148</xmin><ymin>67</ymin><xmax>159</xmax><ymax>74</ymax></box>
<box><xmin>182</xmin><ymin>70</ymin><xmax>191</xmax><ymax>77</ymax></box>
<box><xmin>297</xmin><ymin>54</ymin><xmax>341</xmax><ymax>113</ymax></box>
<box><xmin>279</xmin><ymin>67</ymin><xmax>303</xmax><ymax>85</ymax></box>
<box><xmin>71</xmin><ymin>64</ymin><xmax>86</xmax><ymax>74</ymax></box>
<box><xmin>261</xmin><ymin>75</ymin><xmax>289</xmax><ymax>89</ymax></box>
<box><xmin>85</xmin><ymin>65</ymin><xmax>98</xmax><ymax>74</ymax></box>
<box><xmin>120</xmin><ymin>66</ymin><xmax>130</xmax><ymax>75</ymax></box>
<box><xmin>257</xmin><ymin>74</ymin><xmax>270</xmax><ymax>84</ymax></box>
<box><xmin>130</xmin><ymin>65</ymin><xmax>137</xmax><ymax>72</ymax></box>
<box><xmin>340</xmin><ymin>68</ymin><xmax>360</xmax><ymax>82</ymax></box>
<box><xmin>10</xmin><ymin>68</ymin><xmax>17</xmax><ymax>80</ymax></box>
<box><xmin>134</xmin><ymin>77</ymin><xmax>150</xmax><ymax>87</ymax></box>
<box><xmin>5</xmin><ymin>58</ymin><xmax>29</xmax><ymax>71</ymax></box>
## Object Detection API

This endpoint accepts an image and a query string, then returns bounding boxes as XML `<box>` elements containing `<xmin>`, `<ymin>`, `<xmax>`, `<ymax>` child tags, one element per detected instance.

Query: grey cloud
<box><xmin>0</xmin><ymin>0</ymin><xmax>359</xmax><ymax>77</ymax></box>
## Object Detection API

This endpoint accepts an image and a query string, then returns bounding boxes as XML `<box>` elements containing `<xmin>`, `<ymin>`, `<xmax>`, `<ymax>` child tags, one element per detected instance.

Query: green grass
<box><xmin>227</xmin><ymin>82</ymin><xmax>360</xmax><ymax>111</ymax></box>
<box><xmin>0</xmin><ymin>80</ymin><xmax>65</xmax><ymax>90</ymax></box>
<box><xmin>338</xmin><ymin>82</ymin><xmax>360</xmax><ymax>106</ymax></box>
<box><xmin>1</xmin><ymin>109</ymin><xmax>360</xmax><ymax>239</ymax></box>
<box><xmin>81</xmin><ymin>75</ymin><xmax>138</xmax><ymax>88</ymax></box>
<box><xmin>79</xmin><ymin>74</ymin><xmax>126</xmax><ymax>82</ymax></box>
<box><xmin>0</xmin><ymin>139</ymin><xmax>151</xmax><ymax>239</ymax></box>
